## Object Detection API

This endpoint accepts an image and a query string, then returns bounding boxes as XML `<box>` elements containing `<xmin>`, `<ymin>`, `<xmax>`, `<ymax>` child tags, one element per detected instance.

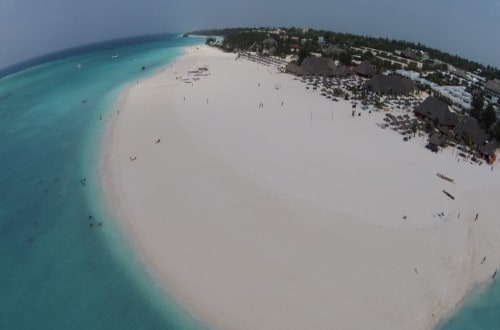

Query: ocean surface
<box><xmin>0</xmin><ymin>35</ymin><xmax>206</xmax><ymax>330</ymax></box>
<box><xmin>439</xmin><ymin>281</ymin><xmax>500</xmax><ymax>329</ymax></box>
<box><xmin>1</xmin><ymin>34</ymin><xmax>499</xmax><ymax>330</ymax></box>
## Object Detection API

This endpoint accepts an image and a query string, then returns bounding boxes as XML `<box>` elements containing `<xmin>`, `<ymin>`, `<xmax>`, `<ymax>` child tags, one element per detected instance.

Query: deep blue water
<box><xmin>0</xmin><ymin>35</ymin><xmax>206</xmax><ymax>330</ymax></box>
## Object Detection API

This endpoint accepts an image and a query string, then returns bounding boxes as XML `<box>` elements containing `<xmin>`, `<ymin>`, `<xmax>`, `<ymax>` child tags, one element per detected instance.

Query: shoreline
<box><xmin>101</xmin><ymin>45</ymin><xmax>500</xmax><ymax>329</ymax></box>
<box><xmin>100</xmin><ymin>45</ymin><xmax>212</xmax><ymax>327</ymax></box>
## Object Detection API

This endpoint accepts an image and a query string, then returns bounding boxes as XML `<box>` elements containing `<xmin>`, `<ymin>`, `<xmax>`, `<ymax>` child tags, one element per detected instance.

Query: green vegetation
<box><xmin>470</xmin><ymin>93</ymin><xmax>484</xmax><ymax>120</ymax></box>
<box><xmin>493</xmin><ymin>122</ymin><xmax>500</xmax><ymax>142</ymax></box>
<box><xmin>190</xmin><ymin>27</ymin><xmax>499</xmax><ymax>79</ymax></box>
<box><xmin>424</xmin><ymin>72</ymin><xmax>460</xmax><ymax>86</ymax></box>
<box><xmin>222</xmin><ymin>31</ymin><xmax>268</xmax><ymax>51</ymax></box>
<box><xmin>297</xmin><ymin>47</ymin><xmax>310</xmax><ymax>65</ymax></box>
<box><xmin>205</xmin><ymin>37</ymin><xmax>216</xmax><ymax>45</ymax></box>
<box><xmin>422</xmin><ymin>60</ymin><xmax>448</xmax><ymax>71</ymax></box>
<box><xmin>469</xmin><ymin>93</ymin><xmax>498</xmax><ymax>139</ymax></box>
<box><xmin>482</xmin><ymin>104</ymin><xmax>497</xmax><ymax>130</ymax></box>
<box><xmin>373</xmin><ymin>100</ymin><xmax>383</xmax><ymax>109</ymax></box>
<box><xmin>338</xmin><ymin>51</ymin><xmax>352</xmax><ymax>66</ymax></box>
<box><xmin>425</xmin><ymin>122</ymin><xmax>435</xmax><ymax>134</ymax></box>
<box><xmin>410</xmin><ymin>122</ymin><xmax>418</xmax><ymax>137</ymax></box>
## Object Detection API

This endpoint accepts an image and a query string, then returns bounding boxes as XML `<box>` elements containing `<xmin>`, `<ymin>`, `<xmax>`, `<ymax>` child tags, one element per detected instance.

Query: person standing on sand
<box><xmin>475</xmin><ymin>213</ymin><xmax>479</xmax><ymax>221</ymax></box>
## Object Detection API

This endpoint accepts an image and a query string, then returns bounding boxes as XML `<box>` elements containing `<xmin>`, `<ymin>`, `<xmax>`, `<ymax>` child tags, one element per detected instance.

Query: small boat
<box><xmin>76</xmin><ymin>64</ymin><xmax>82</xmax><ymax>69</ymax></box>
<box><xmin>112</xmin><ymin>55</ymin><xmax>119</xmax><ymax>59</ymax></box>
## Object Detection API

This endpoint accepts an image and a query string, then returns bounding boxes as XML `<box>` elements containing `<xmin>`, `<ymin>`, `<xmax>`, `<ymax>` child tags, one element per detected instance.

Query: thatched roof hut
<box><xmin>363</xmin><ymin>75</ymin><xmax>416</xmax><ymax>96</ymax></box>
<box><xmin>262</xmin><ymin>38</ymin><xmax>277</xmax><ymax>46</ymax></box>
<box><xmin>485</xmin><ymin>79</ymin><xmax>500</xmax><ymax>96</ymax></box>
<box><xmin>354</xmin><ymin>61</ymin><xmax>375</xmax><ymax>77</ymax></box>
<box><xmin>331</xmin><ymin>65</ymin><xmax>353</xmax><ymax>78</ymax></box>
<box><xmin>401</xmin><ymin>48</ymin><xmax>418</xmax><ymax>60</ymax></box>
<box><xmin>451</xmin><ymin>116</ymin><xmax>488</xmax><ymax>146</ymax></box>
<box><xmin>285</xmin><ymin>63</ymin><xmax>307</xmax><ymax>76</ymax></box>
<box><xmin>300</xmin><ymin>57</ymin><xmax>335</xmax><ymax>76</ymax></box>
<box><xmin>323</xmin><ymin>45</ymin><xmax>345</xmax><ymax>57</ymax></box>
<box><xmin>414</xmin><ymin>97</ymin><xmax>458</xmax><ymax>128</ymax></box>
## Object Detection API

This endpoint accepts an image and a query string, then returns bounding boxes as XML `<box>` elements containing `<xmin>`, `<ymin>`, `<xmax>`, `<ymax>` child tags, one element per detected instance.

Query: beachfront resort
<box><xmin>205</xmin><ymin>28</ymin><xmax>500</xmax><ymax>166</ymax></box>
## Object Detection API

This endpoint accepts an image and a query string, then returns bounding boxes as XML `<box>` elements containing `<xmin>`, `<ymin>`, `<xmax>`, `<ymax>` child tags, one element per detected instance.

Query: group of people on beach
<box><xmin>129</xmin><ymin>138</ymin><xmax>161</xmax><ymax>162</ymax></box>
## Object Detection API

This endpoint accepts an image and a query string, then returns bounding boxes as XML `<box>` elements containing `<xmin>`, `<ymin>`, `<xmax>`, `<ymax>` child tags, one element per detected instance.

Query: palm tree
<box><xmin>410</xmin><ymin>123</ymin><xmax>418</xmax><ymax>137</ymax></box>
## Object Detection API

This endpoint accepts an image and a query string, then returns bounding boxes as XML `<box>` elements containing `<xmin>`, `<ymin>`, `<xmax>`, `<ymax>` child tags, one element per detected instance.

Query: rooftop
<box><xmin>485</xmin><ymin>80</ymin><xmax>500</xmax><ymax>95</ymax></box>
<box><xmin>451</xmin><ymin>116</ymin><xmax>488</xmax><ymax>146</ymax></box>
<box><xmin>300</xmin><ymin>57</ymin><xmax>335</xmax><ymax>76</ymax></box>
<box><xmin>414</xmin><ymin>97</ymin><xmax>458</xmax><ymax>127</ymax></box>
<box><xmin>354</xmin><ymin>61</ymin><xmax>376</xmax><ymax>77</ymax></box>
<box><xmin>363</xmin><ymin>75</ymin><xmax>416</xmax><ymax>95</ymax></box>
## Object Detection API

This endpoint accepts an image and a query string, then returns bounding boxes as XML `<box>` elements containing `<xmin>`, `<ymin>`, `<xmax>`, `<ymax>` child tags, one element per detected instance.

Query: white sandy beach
<box><xmin>102</xmin><ymin>45</ymin><xmax>500</xmax><ymax>329</ymax></box>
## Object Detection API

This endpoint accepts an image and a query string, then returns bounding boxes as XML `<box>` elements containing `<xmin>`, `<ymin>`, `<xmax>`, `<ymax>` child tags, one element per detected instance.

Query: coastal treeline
<box><xmin>191</xmin><ymin>27</ymin><xmax>500</xmax><ymax>80</ymax></box>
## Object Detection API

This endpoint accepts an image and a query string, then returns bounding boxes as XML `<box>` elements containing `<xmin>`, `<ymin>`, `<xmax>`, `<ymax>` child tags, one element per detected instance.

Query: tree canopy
<box><xmin>481</xmin><ymin>104</ymin><xmax>497</xmax><ymax>130</ymax></box>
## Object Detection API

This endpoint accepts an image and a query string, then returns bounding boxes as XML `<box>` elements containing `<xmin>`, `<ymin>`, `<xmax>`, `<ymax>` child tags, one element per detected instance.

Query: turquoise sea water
<box><xmin>439</xmin><ymin>281</ymin><xmax>500</xmax><ymax>329</ymax></box>
<box><xmin>0</xmin><ymin>35</ymin><xmax>206</xmax><ymax>330</ymax></box>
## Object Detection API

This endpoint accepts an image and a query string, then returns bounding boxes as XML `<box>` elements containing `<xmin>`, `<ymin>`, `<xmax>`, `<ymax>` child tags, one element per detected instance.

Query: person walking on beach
<box><xmin>475</xmin><ymin>213</ymin><xmax>479</xmax><ymax>221</ymax></box>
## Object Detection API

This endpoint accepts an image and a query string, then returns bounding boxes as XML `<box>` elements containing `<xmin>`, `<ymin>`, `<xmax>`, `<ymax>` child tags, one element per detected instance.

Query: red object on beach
<box><xmin>487</xmin><ymin>154</ymin><xmax>497</xmax><ymax>165</ymax></box>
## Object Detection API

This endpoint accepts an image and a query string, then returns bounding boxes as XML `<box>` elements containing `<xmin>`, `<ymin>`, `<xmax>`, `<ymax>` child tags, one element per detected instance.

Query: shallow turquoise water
<box><xmin>0</xmin><ymin>35</ymin><xmax>206</xmax><ymax>330</ymax></box>
<box><xmin>439</xmin><ymin>281</ymin><xmax>500</xmax><ymax>330</ymax></box>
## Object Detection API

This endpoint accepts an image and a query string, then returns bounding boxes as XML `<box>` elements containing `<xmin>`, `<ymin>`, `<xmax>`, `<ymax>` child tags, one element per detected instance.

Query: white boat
<box><xmin>76</xmin><ymin>64</ymin><xmax>82</xmax><ymax>69</ymax></box>
<box><xmin>111</xmin><ymin>55</ymin><xmax>119</xmax><ymax>59</ymax></box>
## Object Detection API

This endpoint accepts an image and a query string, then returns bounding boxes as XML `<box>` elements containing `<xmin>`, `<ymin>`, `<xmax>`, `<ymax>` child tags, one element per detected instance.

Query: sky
<box><xmin>1</xmin><ymin>0</ymin><xmax>499</xmax><ymax>70</ymax></box>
